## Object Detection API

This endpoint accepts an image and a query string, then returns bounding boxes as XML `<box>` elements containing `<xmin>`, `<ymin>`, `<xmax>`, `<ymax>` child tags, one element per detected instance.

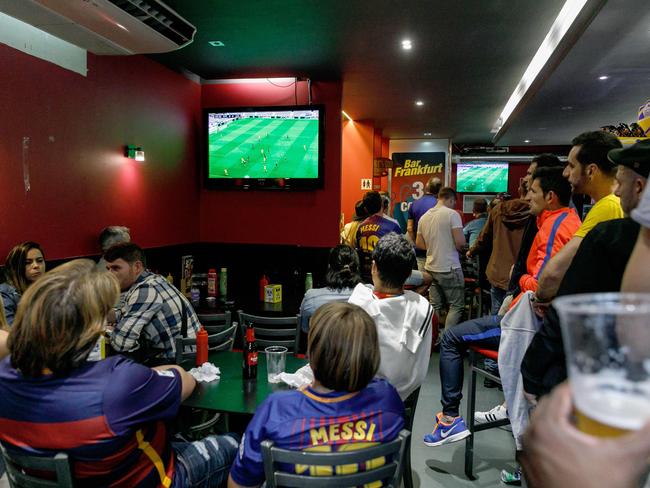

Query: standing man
<box><xmin>416</xmin><ymin>187</ymin><xmax>466</xmax><ymax>328</ymax></box>
<box><xmin>356</xmin><ymin>191</ymin><xmax>402</xmax><ymax>283</ymax></box>
<box><xmin>408</xmin><ymin>177</ymin><xmax>442</xmax><ymax>271</ymax></box>
<box><xmin>105</xmin><ymin>243</ymin><xmax>200</xmax><ymax>363</ymax></box>
<box><xmin>535</xmin><ymin>131</ymin><xmax>624</xmax><ymax>303</ymax></box>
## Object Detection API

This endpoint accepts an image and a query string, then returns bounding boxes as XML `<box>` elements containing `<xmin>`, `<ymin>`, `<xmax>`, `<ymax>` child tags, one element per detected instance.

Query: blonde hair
<box><xmin>308</xmin><ymin>302</ymin><xmax>380</xmax><ymax>392</ymax></box>
<box><xmin>9</xmin><ymin>259</ymin><xmax>119</xmax><ymax>377</ymax></box>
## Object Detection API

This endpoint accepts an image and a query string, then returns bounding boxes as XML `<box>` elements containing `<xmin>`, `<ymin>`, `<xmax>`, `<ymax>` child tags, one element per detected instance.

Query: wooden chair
<box><xmin>1</xmin><ymin>444</ymin><xmax>74</xmax><ymax>488</ymax></box>
<box><xmin>197</xmin><ymin>311</ymin><xmax>232</xmax><ymax>334</ymax></box>
<box><xmin>174</xmin><ymin>323</ymin><xmax>237</xmax><ymax>364</ymax></box>
<box><xmin>261</xmin><ymin>429</ymin><xmax>411</xmax><ymax>488</ymax></box>
<box><xmin>464</xmin><ymin>346</ymin><xmax>510</xmax><ymax>479</ymax></box>
<box><xmin>237</xmin><ymin>311</ymin><xmax>300</xmax><ymax>352</ymax></box>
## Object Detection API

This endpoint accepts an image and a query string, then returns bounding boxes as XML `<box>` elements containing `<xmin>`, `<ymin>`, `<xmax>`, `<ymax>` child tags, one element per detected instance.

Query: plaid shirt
<box><xmin>113</xmin><ymin>271</ymin><xmax>199</xmax><ymax>360</ymax></box>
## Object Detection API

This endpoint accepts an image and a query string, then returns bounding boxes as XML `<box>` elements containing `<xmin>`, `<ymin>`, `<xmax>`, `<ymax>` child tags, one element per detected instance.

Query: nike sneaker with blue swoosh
<box><xmin>423</xmin><ymin>414</ymin><xmax>471</xmax><ymax>446</ymax></box>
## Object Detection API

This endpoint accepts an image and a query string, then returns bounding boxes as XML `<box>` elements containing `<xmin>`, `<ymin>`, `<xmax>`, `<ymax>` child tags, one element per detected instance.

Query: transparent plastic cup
<box><xmin>554</xmin><ymin>293</ymin><xmax>650</xmax><ymax>437</ymax></box>
<box><xmin>265</xmin><ymin>346</ymin><xmax>287</xmax><ymax>384</ymax></box>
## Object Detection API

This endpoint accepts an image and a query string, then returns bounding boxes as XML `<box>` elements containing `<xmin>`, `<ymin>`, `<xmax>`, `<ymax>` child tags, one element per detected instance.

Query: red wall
<box><xmin>340</xmin><ymin>119</ymin><xmax>375</xmax><ymax>223</ymax></box>
<box><xmin>200</xmin><ymin>81</ymin><xmax>342</xmax><ymax>247</ymax></box>
<box><xmin>0</xmin><ymin>45</ymin><xmax>201</xmax><ymax>260</ymax></box>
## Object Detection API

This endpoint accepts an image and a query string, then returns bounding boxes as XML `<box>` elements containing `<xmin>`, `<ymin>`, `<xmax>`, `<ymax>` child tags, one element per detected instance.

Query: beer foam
<box><xmin>572</xmin><ymin>371</ymin><xmax>650</xmax><ymax>431</ymax></box>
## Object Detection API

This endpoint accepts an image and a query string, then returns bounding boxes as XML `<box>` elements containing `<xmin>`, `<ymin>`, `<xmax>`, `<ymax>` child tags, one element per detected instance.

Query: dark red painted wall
<box><xmin>200</xmin><ymin>80</ymin><xmax>342</xmax><ymax>247</ymax></box>
<box><xmin>0</xmin><ymin>45</ymin><xmax>201</xmax><ymax>260</ymax></box>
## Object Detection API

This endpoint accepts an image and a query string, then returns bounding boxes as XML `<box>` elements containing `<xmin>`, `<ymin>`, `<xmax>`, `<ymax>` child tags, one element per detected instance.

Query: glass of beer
<box><xmin>554</xmin><ymin>293</ymin><xmax>650</xmax><ymax>437</ymax></box>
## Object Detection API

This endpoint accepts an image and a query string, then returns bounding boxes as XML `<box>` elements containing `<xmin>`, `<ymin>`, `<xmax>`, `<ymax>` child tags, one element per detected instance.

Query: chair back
<box><xmin>261</xmin><ymin>429</ymin><xmax>410</xmax><ymax>488</ymax></box>
<box><xmin>238</xmin><ymin>311</ymin><xmax>300</xmax><ymax>352</ymax></box>
<box><xmin>175</xmin><ymin>323</ymin><xmax>237</xmax><ymax>364</ymax></box>
<box><xmin>1</xmin><ymin>444</ymin><xmax>74</xmax><ymax>488</ymax></box>
<box><xmin>197</xmin><ymin>311</ymin><xmax>232</xmax><ymax>334</ymax></box>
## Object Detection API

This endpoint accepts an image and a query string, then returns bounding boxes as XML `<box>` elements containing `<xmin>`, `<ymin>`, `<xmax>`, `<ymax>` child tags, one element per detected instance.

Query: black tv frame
<box><xmin>203</xmin><ymin>104</ymin><xmax>325</xmax><ymax>191</ymax></box>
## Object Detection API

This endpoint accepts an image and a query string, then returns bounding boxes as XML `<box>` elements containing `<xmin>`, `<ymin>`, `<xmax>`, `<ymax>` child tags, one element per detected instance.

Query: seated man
<box><xmin>424</xmin><ymin>166</ymin><xmax>580</xmax><ymax>447</ymax></box>
<box><xmin>105</xmin><ymin>243</ymin><xmax>200</xmax><ymax>363</ymax></box>
<box><xmin>228</xmin><ymin>302</ymin><xmax>404</xmax><ymax>487</ymax></box>
<box><xmin>523</xmin><ymin>138</ymin><xmax>650</xmax><ymax>399</ymax></box>
<box><xmin>0</xmin><ymin>260</ymin><xmax>237</xmax><ymax>487</ymax></box>
<box><xmin>349</xmin><ymin>232</ymin><xmax>434</xmax><ymax>400</ymax></box>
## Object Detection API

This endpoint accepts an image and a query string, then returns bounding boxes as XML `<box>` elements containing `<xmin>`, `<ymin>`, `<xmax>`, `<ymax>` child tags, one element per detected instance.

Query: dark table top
<box><xmin>182</xmin><ymin>350</ymin><xmax>308</xmax><ymax>414</ymax></box>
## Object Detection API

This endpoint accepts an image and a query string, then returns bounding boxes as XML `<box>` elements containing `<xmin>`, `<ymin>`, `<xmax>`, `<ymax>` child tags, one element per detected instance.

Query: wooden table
<box><xmin>182</xmin><ymin>350</ymin><xmax>308</xmax><ymax>414</ymax></box>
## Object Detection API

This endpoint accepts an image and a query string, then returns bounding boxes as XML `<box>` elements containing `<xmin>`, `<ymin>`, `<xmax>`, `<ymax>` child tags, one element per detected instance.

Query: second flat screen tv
<box><xmin>456</xmin><ymin>162</ymin><xmax>509</xmax><ymax>193</ymax></box>
<box><xmin>204</xmin><ymin>105</ymin><xmax>324</xmax><ymax>190</ymax></box>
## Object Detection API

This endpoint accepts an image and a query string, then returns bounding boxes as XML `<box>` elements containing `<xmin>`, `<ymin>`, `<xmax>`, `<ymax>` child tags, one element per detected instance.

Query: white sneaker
<box><xmin>474</xmin><ymin>404</ymin><xmax>508</xmax><ymax>424</ymax></box>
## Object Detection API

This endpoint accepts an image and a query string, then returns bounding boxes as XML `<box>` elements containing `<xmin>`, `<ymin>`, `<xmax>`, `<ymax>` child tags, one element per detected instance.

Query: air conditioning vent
<box><xmin>0</xmin><ymin>0</ymin><xmax>196</xmax><ymax>55</ymax></box>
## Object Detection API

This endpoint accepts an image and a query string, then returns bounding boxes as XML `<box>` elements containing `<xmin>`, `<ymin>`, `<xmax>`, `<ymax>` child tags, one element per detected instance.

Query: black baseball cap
<box><xmin>607</xmin><ymin>139</ymin><xmax>650</xmax><ymax>178</ymax></box>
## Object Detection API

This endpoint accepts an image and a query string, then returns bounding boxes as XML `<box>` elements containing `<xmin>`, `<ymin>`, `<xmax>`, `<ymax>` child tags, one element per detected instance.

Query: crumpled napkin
<box><xmin>189</xmin><ymin>362</ymin><xmax>221</xmax><ymax>382</ymax></box>
<box><xmin>274</xmin><ymin>364</ymin><xmax>314</xmax><ymax>389</ymax></box>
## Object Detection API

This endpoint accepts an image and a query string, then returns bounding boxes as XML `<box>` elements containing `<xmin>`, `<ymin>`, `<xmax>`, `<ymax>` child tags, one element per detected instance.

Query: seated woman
<box><xmin>0</xmin><ymin>260</ymin><xmax>238</xmax><ymax>487</ymax></box>
<box><xmin>299</xmin><ymin>245</ymin><xmax>361</xmax><ymax>332</ymax></box>
<box><xmin>0</xmin><ymin>298</ymin><xmax>8</xmax><ymax>360</ymax></box>
<box><xmin>0</xmin><ymin>241</ymin><xmax>45</xmax><ymax>326</ymax></box>
<box><xmin>229</xmin><ymin>302</ymin><xmax>405</xmax><ymax>488</ymax></box>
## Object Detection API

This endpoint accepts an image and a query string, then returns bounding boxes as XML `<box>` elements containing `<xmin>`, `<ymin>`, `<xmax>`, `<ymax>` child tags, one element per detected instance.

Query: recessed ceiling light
<box><xmin>208</xmin><ymin>40</ymin><xmax>225</xmax><ymax>47</ymax></box>
<box><xmin>598</xmin><ymin>75</ymin><xmax>609</xmax><ymax>80</ymax></box>
<box><xmin>561</xmin><ymin>105</ymin><xmax>573</xmax><ymax>111</ymax></box>
<box><xmin>401</xmin><ymin>39</ymin><xmax>412</xmax><ymax>50</ymax></box>
<box><xmin>424</xmin><ymin>132</ymin><xmax>432</xmax><ymax>136</ymax></box>
<box><xmin>415</xmin><ymin>100</ymin><xmax>424</xmax><ymax>106</ymax></box>
<box><xmin>524</xmin><ymin>139</ymin><xmax>531</xmax><ymax>143</ymax></box>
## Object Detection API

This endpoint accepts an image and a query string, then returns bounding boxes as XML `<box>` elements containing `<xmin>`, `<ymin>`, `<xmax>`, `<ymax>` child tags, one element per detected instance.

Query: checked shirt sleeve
<box><xmin>111</xmin><ymin>285</ymin><xmax>162</xmax><ymax>352</ymax></box>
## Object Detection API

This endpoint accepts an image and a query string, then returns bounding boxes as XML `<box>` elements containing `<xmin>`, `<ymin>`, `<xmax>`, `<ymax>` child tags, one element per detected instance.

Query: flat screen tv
<box><xmin>456</xmin><ymin>162</ymin><xmax>509</xmax><ymax>193</ymax></box>
<box><xmin>204</xmin><ymin>105</ymin><xmax>324</xmax><ymax>190</ymax></box>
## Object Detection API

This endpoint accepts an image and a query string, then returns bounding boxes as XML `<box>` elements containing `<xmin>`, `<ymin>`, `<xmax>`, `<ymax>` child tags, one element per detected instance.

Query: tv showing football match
<box><xmin>456</xmin><ymin>162</ymin><xmax>509</xmax><ymax>193</ymax></box>
<box><xmin>204</xmin><ymin>105</ymin><xmax>324</xmax><ymax>190</ymax></box>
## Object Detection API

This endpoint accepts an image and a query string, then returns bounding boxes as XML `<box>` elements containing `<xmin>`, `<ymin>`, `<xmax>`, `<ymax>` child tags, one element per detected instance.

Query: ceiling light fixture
<box><xmin>524</xmin><ymin>139</ymin><xmax>531</xmax><ymax>143</ymax></box>
<box><xmin>401</xmin><ymin>39</ymin><xmax>412</xmax><ymax>50</ymax></box>
<box><xmin>424</xmin><ymin>132</ymin><xmax>432</xmax><ymax>136</ymax></box>
<box><xmin>341</xmin><ymin>110</ymin><xmax>353</xmax><ymax>121</ymax></box>
<box><xmin>415</xmin><ymin>100</ymin><xmax>424</xmax><ymax>106</ymax></box>
<box><xmin>598</xmin><ymin>75</ymin><xmax>609</xmax><ymax>80</ymax></box>
<box><xmin>491</xmin><ymin>0</ymin><xmax>604</xmax><ymax>141</ymax></box>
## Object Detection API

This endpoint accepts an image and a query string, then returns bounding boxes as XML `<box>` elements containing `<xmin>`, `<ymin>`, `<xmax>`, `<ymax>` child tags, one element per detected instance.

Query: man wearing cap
<box><xmin>622</xmin><ymin>139</ymin><xmax>650</xmax><ymax>293</ymax></box>
<box><xmin>534</xmin><ymin>131</ymin><xmax>624</xmax><ymax>305</ymax></box>
<box><xmin>523</xmin><ymin>138</ymin><xmax>650</xmax><ymax>400</ymax></box>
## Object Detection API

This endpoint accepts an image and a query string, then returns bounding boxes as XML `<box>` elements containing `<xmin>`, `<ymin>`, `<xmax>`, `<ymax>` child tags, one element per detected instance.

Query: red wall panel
<box><xmin>200</xmin><ymin>80</ymin><xmax>342</xmax><ymax>247</ymax></box>
<box><xmin>340</xmin><ymin>119</ymin><xmax>374</xmax><ymax>223</ymax></box>
<box><xmin>0</xmin><ymin>45</ymin><xmax>201</xmax><ymax>260</ymax></box>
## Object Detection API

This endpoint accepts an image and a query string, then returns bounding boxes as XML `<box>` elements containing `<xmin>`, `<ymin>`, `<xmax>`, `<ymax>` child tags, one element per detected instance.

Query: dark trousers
<box><xmin>439</xmin><ymin>315</ymin><xmax>502</xmax><ymax>417</ymax></box>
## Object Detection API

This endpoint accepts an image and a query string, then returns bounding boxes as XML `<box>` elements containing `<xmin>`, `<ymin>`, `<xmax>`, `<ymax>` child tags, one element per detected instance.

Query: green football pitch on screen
<box><xmin>456</xmin><ymin>163</ymin><xmax>509</xmax><ymax>193</ymax></box>
<box><xmin>208</xmin><ymin>116</ymin><xmax>319</xmax><ymax>179</ymax></box>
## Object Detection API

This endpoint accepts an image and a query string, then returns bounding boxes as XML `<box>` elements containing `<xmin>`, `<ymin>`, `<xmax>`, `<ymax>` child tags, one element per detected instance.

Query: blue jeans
<box><xmin>439</xmin><ymin>315</ymin><xmax>502</xmax><ymax>417</ymax></box>
<box><xmin>490</xmin><ymin>286</ymin><xmax>507</xmax><ymax>315</ymax></box>
<box><xmin>172</xmin><ymin>434</ymin><xmax>239</xmax><ymax>488</ymax></box>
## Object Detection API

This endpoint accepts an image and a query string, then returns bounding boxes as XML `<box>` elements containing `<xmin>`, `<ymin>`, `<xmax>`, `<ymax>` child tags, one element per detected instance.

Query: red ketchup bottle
<box><xmin>243</xmin><ymin>323</ymin><xmax>258</xmax><ymax>379</ymax></box>
<box><xmin>259</xmin><ymin>274</ymin><xmax>269</xmax><ymax>301</ymax></box>
<box><xmin>196</xmin><ymin>327</ymin><xmax>208</xmax><ymax>366</ymax></box>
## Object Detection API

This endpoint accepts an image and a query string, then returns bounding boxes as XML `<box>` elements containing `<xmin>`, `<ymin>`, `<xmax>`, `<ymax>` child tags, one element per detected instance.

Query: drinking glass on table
<box><xmin>265</xmin><ymin>346</ymin><xmax>287</xmax><ymax>383</ymax></box>
<box><xmin>555</xmin><ymin>293</ymin><xmax>650</xmax><ymax>437</ymax></box>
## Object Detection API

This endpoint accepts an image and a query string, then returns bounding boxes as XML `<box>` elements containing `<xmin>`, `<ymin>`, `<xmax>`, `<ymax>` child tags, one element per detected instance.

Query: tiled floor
<box><xmin>409</xmin><ymin>352</ymin><xmax>524</xmax><ymax>487</ymax></box>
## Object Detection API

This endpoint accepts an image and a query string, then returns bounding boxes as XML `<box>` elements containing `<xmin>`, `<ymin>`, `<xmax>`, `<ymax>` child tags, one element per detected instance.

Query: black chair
<box><xmin>464</xmin><ymin>346</ymin><xmax>509</xmax><ymax>479</ymax></box>
<box><xmin>197</xmin><ymin>311</ymin><xmax>232</xmax><ymax>334</ymax></box>
<box><xmin>174</xmin><ymin>323</ymin><xmax>237</xmax><ymax>364</ymax></box>
<box><xmin>238</xmin><ymin>311</ymin><xmax>300</xmax><ymax>352</ymax></box>
<box><xmin>1</xmin><ymin>444</ymin><xmax>74</xmax><ymax>488</ymax></box>
<box><xmin>261</xmin><ymin>429</ymin><xmax>411</xmax><ymax>488</ymax></box>
<box><xmin>402</xmin><ymin>388</ymin><xmax>420</xmax><ymax>488</ymax></box>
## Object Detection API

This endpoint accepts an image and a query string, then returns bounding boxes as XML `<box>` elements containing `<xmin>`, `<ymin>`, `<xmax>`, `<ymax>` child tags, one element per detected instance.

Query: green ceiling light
<box><xmin>125</xmin><ymin>145</ymin><xmax>145</xmax><ymax>162</ymax></box>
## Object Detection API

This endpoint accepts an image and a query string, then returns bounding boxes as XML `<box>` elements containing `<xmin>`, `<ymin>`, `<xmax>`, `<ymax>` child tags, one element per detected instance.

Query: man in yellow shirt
<box><xmin>535</xmin><ymin>131</ymin><xmax>623</xmax><ymax>303</ymax></box>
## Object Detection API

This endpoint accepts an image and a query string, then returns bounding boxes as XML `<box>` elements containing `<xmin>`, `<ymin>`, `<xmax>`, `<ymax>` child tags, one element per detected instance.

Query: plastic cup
<box><xmin>554</xmin><ymin>293</ymin><xmax>650</xmax><ymax>437</ymax></box>
<box><xmin>265</xmin><ymin>346</ymin><xmax>287</xmax><ymax>384</ymax></box>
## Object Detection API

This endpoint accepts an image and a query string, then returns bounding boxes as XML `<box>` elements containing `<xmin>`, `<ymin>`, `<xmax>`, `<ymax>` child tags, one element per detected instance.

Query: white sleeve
<box><xmin>631</xmin><ymin>186</ymin><xmax>650</xmax><ymax>228</ymax></box>
<box><xmin>450</xmin><ymin>210</ymin><xmax>463</xmax><ymax>229</ymax></box>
